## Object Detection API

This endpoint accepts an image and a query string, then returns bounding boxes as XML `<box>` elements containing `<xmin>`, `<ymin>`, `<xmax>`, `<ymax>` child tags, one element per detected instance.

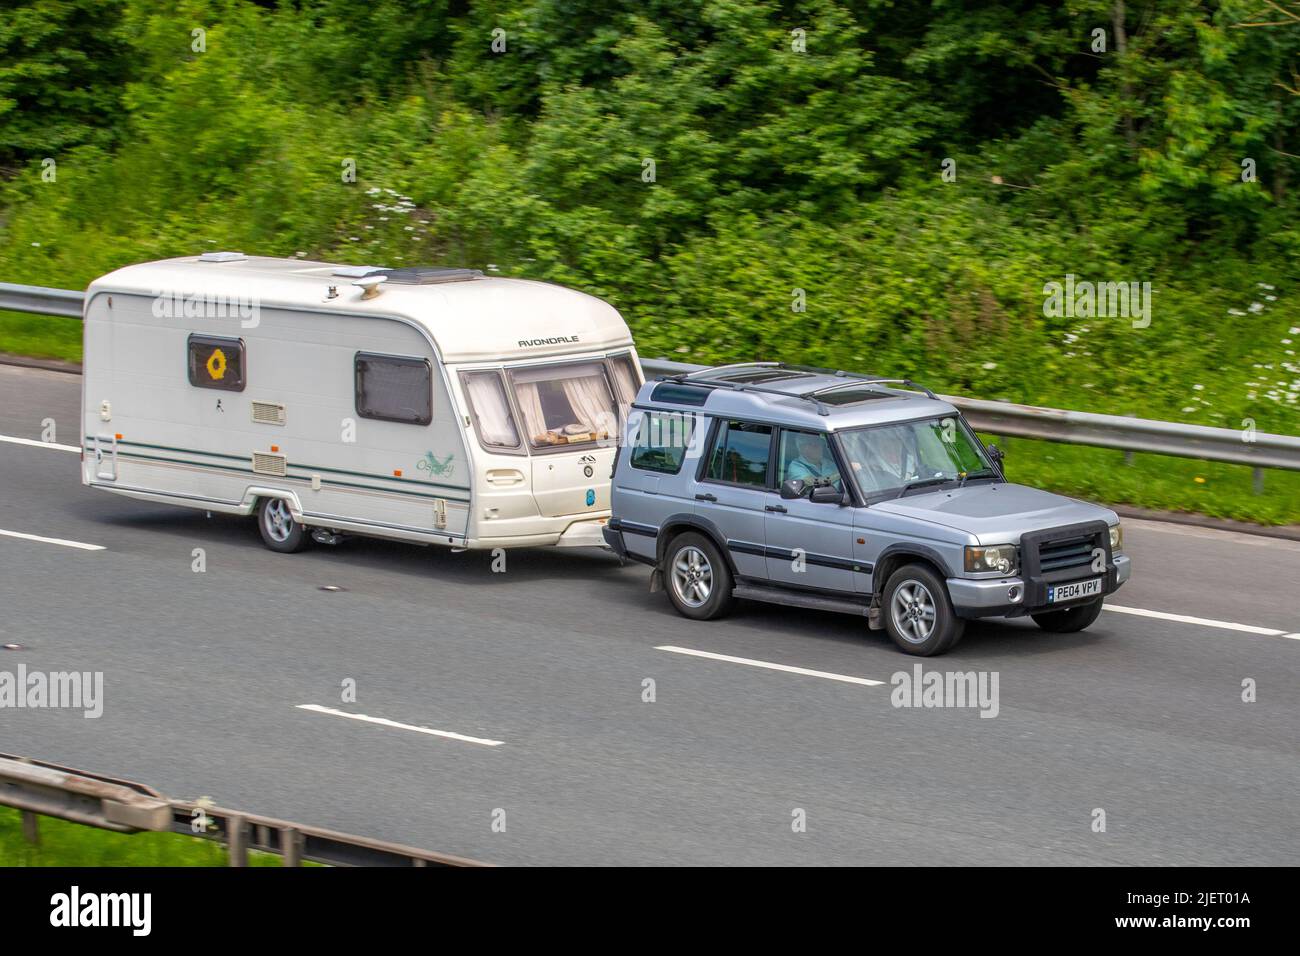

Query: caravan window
<box><xmin>459</xmin><ymin>370</ymin><xmax>522</xmax><ymax>452</ymax></box>
<box><xmin>507</xmin><ymin>361</ymin><xmax>618</xmax><ymax>450</ymax></box>
<box><xmin>355</xmin><ymin>352</ymin><xmax>432</xmax><ymax>425</ymax></box>
<box><xmin>188</xmin><ymin>334</ymin><xmax>246</xmax><ymax>392</ymax></box>
<box><xmin>607</xmin><ymin>353</ymin><xmax>641</xmax><ymax>405</ymax></box>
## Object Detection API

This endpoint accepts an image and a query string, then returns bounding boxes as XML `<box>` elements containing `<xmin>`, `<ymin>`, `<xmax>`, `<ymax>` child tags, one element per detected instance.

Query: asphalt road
<box><xmin>1</xmin><ymin>363</ymin><xmax>1298</xmax><ymax>865</ymax></box>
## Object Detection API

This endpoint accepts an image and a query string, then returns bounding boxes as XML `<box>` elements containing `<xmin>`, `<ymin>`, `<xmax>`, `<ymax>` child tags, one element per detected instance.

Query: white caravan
<box><xmin>80</xmin><ymin>254</ymin><xmax>642</xmax><ymax>552</ymax></box>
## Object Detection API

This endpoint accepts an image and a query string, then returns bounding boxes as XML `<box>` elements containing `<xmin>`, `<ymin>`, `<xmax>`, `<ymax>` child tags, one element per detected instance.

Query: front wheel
<box><xmin>663</xmin><ymin>532</ymin><xmax>734</xmax><ymax>621</ymax></box>
<box><xmin>1031</xmin><ymin>597</ymin><xmax>1103</xmax><ymax>633</ymax></box>
<box><xmin>882</xmin><ymin>563</ymin><xmax>964</xmax><ymax>656</ymax></box>
<box><xmin>257</xmin><ymin>497</ymin><xmax>309</xmax><ymax>553</ymax></box>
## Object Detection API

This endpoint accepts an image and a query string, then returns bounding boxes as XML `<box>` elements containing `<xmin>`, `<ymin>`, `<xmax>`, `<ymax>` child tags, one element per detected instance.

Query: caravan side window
<box><xmin>459</xmin><ymin>370</ymin><xmax>522</xmax><ymax>453</ymax></box>
<box><xmin>188</xmin><ymin>334</ymin><xmax>246</xmax><ymax>392</ymax></box>
<box><xmin>355</xmin><ymin>352</ymin><xmax>433</xmax><ymax>425</ymax></box>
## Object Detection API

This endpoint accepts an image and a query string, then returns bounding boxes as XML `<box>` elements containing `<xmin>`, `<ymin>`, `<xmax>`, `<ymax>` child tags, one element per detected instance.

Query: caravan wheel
<box><xmin>258</xmin><ymin>498</ymin><xmax>309</xmax><ymax>554</ymax></box>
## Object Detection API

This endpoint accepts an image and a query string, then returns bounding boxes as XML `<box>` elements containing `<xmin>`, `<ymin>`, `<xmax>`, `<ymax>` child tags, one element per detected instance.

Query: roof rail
<box><xmin>658</xmin><ymin>364</ymin><xmax>940</xmax><ymax>416</ymax></box>
<box><xmin>802</xmin><ymin>377</ymin><xmax>939</xmax><ymax>403</ymax></box>
<box><xmin>679</xmin><ymin>362</ymin><xmax>783</xmax><ymax>379</ymax></box>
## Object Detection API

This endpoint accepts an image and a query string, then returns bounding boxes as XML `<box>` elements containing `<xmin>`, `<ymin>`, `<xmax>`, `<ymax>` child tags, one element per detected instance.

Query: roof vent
<box><xmin>198</xmin><ymin>251</ymin><xmax>247</xmax><ymax>263</ymax></box>
<box><xmin>376</xmin><ymin>266</ymin><xmax>483</xmax><ymax>285</ymax></box>
<box><xmin>331</xmin><ymin>265</ymin><xmax>388</xmax><ymax>278</ymax></box>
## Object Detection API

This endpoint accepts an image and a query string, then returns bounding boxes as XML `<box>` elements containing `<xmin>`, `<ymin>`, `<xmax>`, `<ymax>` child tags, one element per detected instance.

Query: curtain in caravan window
<box><xmin>514</xmin><ymin>381</ymin><xmax>548</xmax><ymax>444</ymax></box>
<box><xmin>609</xmin><ymin>355</ymin><xmax>640</xmax><ymax>405</ymax></box>
<box><xmin>561</xmin><ymin>375</ymin><xmax>616</xmax><ymax>438</ymax></box>
<box><xmin>463</xmin><ymin>372</ymin><xmax>520</xmax><ymax>449</ymax></box>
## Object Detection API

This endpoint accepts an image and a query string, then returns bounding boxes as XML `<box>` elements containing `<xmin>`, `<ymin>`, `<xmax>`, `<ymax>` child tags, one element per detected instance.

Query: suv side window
<box><xmin>705</xmin><ymin>420</ymin><xmax>773</xmax><ymax>487</ymax></box>
<box><xmin>630</xmin><ymin>410</ymin><xmax>695</xmax><ymax>474</ymax></box>
<box><xmin>777</xmin><ymin>429</ymin><xmax>842</xmax><ymax>490</ymax></box>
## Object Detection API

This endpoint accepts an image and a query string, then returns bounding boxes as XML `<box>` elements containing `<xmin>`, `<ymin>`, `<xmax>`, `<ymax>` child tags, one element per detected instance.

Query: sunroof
<box><xmin>815</xmin><ymin>387</ymin><xmax>895</xmax><ymax>406</ymax></box>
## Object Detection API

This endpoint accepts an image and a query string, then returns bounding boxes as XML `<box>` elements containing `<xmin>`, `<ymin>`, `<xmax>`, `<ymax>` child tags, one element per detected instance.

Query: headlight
<box><xmin>964</xmin><ymin>544</ymin><xmax>1019</xmax><ymax>575</ymax></box>
<box><xmin>1109</xmin><ymin>523</ymin><xmax>1123</xmax><ymax>553</ymax></box>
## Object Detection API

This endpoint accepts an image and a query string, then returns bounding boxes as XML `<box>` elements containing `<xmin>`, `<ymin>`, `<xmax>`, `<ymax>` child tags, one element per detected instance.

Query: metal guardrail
<box><xmin>640</xmin><ymin>358</ymin><xmax>1300</xmax><ymax>474</ymax></box>
<box><xmin>0</xmin><ymin>754</ymin><xmax>487</xmax><ymax>867</ymax></box>
<box><xmin>0</xmin><ymin>282</ymin><xmax>85</xmax><ymax>318</ymax></box>
<box><xmin>3</xmin><ymin>281</ymin><xmax>1298</xmax><ymax>474</ymax></box>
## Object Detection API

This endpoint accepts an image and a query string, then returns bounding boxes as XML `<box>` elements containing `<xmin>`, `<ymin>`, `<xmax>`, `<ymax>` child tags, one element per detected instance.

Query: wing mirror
<box><xmin>809</xmin><ymin>483</ymin><xmax>843</xmax><ymax>505</ymax></box>
<box><xmin>779</xmin><ymin>478</ymin><xmax>807</xmax><ymax>500</ymax></box>
<box><xmin>987</xmin><ymin>443</ymin><xmax>1006</xmax><ymax>475</ymax></box>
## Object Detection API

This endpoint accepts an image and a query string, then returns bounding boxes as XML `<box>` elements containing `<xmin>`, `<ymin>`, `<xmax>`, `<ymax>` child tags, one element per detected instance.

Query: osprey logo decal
<box><xmin>418</xmin><ymin>452</ymin><xmax>455</xmax><ymax>478</ymax></box>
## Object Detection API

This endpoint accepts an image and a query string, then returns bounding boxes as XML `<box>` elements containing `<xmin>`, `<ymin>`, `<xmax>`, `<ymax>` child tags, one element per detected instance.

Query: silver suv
<box><xmin>603</xmin><ymin>363</ymin><xmax>1131</xmax><ymax>655</ymax></box>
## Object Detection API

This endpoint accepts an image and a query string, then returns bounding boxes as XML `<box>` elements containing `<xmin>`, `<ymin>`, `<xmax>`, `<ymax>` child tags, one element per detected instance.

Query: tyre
<box><xmin>663</xmin><ymin>532</ymin><xmax>735</xmax><ymax>621</ymax></box>
<box><xmin>882</xmin><ymin>562</ymin><xmax>964</xmax><ymax>656</ymax></box>
<box><xmin>1031</xmin><ymin>597</ymin><xmax>1103</xmax><ymax>633</ymax></box>
<box><xmin>257</xmin><ymin>497</ymin><xmax>309</xmax><ymax>553</ymax></box>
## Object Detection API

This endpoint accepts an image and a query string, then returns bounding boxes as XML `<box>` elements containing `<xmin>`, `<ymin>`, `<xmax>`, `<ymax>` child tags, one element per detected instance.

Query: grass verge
<box><xmin>0</xmin><ymin>806</ymin><xmax>290</xmax><ymax>866</ymax></box>
<box><xmin>986</xmin><ymin>436</ymin><xmax>1300</xmax><ymax>527</ymax></box>
<box><xmin>0</xmin><ymin>312</ymin><xmax>83</xmax><ymax>362</ymax></box>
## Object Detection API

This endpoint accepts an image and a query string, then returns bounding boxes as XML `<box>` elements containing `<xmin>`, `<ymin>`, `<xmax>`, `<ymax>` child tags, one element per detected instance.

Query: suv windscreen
<box><xmin>508</xmin><ymin>361</ymin><xmax>618</xmax><ymax>449</ymax></box>
<box><xmin>838</xmin><ymin>416</ymin><xmax>993</xmax><ymax>500</ymax></box>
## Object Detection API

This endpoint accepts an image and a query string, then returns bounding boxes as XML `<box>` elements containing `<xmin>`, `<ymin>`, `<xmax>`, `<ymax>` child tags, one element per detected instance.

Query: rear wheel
<box><xmin>663</xmin><ymin>532</ymin><xmax>734</xmax><ymax>621</ymax></box>
<box><xmin>257</xmin><ymin>497</ymin><xmax>309</xmax><ymax>554</ymax></box>
<box><xmin>882</xmin><ymin>563</ymin><xmax>964</xmax><ymax>656</ymax></box>
<box><xmin>1031</xmin><ymin>597</ymin><xmax>1103</xmax><ymax>632</ymax></box>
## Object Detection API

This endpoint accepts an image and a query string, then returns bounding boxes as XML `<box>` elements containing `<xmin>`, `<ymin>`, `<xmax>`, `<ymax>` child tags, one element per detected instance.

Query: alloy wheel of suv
<box><xmin>882</xmin><ymin>563</ymin><xmax>964</xmax><ymax>656</ymax></box>
<box><xmin>663</xmin><ymin>532</ymin><xmax>735</xmax><ymax>621</ymax></box>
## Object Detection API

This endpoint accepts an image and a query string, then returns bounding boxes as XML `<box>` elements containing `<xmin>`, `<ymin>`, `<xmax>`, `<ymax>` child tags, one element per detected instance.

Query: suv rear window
<box><xmin>630</xmin><ymin>411</ymin><xmax>695</xmax><ymax>474</ymax></box>
<box><xmin>706</xmin><ymin>421</ymin><xmax>772</xmax><ymax>487</ymax></box>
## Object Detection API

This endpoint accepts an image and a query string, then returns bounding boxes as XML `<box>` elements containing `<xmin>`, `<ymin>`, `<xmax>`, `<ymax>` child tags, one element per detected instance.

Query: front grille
<box><xmin>1037</xmin><ymin>533</ymin><xmax>1096</xmax><ymax>574</ymax></box>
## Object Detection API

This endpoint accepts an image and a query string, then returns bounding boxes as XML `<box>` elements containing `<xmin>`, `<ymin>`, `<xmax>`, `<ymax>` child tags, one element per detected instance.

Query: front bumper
<box><xmin>949</xmin><ymin>553</ymin><xmax>1130</xmax><ymax>619</ymax></box>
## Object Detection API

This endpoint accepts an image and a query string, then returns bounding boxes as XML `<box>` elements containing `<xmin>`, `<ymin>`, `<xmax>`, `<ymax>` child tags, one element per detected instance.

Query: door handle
<box><xmin>765</xmin><ymin>504</ymin><xmax>787</xmax><ymax>513</ymax></box>
<box><xmin>695</xmin><ymin>493</ymin><xmax>717</xmax><ymax>502</ymax></box>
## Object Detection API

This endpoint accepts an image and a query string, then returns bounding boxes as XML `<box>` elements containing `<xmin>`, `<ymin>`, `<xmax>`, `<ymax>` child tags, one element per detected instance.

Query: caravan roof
<box><xmin>86</xmin><ymin>255</ymin><xmax>634</xmax><ymax>363</ymax></box>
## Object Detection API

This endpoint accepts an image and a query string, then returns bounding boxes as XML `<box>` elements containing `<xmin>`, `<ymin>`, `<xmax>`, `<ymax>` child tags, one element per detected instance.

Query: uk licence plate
<box><xmin>1047</xmin><ymin>578</ymin><xmax>1102</xmax><ymax>604</ymax></box>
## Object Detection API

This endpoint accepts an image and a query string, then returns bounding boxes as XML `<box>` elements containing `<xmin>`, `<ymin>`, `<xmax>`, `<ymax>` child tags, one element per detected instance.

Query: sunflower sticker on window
<box><xmin>188</xmin><ymin>334</ymin><xmax>245</xmax><ymax>391</ymax></box>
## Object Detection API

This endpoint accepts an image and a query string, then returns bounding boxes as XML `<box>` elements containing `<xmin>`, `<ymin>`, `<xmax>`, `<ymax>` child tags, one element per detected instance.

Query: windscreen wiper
<box><xmin>895</xmin><ymin>476</ymin><xmax>951</xmax><ymax>499</ymax></box>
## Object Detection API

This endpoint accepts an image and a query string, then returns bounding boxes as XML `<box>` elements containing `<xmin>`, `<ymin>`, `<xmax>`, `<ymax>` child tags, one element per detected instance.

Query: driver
<box><xmin>787</xmin><ymin>434</ymin><xmax>842</xmax><ymax>490</ymax></box>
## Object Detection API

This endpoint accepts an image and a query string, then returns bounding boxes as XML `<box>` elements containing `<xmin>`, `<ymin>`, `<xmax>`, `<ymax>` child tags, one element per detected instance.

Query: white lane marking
<box><xmin>0</xmin><ymin>528</ymin><xmax>104</xmax><ymax>551</ymax></box>
<box><xmin>1104</xmin><ymin>604</ymin><xmax>1286</xmax><ymax>636</ymax></box>
<box><xmin>656</xmin><ymin>645</ymin><xmax>884</xmax><ymax>686</ymax></box>
<box><xmin>0</xmin><ymin>434</ymin><xmax>80</xmax><ymax>453</ymax></box>
<box><xmin>295</xmin><ymin>704</ymin><xmax>504</xmax><ymax>747</ymax></box>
